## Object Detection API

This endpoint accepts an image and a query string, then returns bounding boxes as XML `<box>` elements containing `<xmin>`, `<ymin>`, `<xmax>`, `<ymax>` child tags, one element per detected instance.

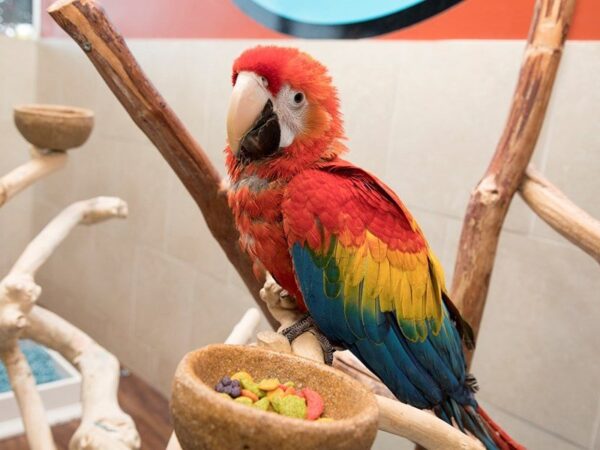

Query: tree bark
<box><xmin>47</xmin><ymin>0</ymin><xmax>275</xmax><ymax>328</ymax></box>
<box><xmin>450</xmin><ymin>0</ymin><xmax>576</xmax><ymax>361</ymax></box>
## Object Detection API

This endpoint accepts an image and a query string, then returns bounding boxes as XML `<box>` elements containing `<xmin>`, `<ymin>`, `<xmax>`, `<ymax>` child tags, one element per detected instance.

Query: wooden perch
<box><xmin>377</xmin><ymin>396</ymin><xmax>483</xmax><ymax>450</ymax></box>
<box><xmin>25</xmin><ymin>306</ymin><xmax>141</xmax><ymax>450</ymax></box>
<box><xmin>450</xmin><ymin>0</ymin><xmax>576</xmax><ymax>353</ymax></box>
<box><xmin>0</xmin><ymin>197</ymin><xmax>136</xmax><ymax>450</ymax></box>
<box><xmin>168</xmin><ymin>306</ymin><xmax>482</xmax><ymax>450</ymax></box>
<box><xmin>520</xmin><ymin>166</ymin><xmax>600</xmax><ymax>263</ymax></box>
<box><xmin>0</xmin><ymin>149</ymin><xmax>67</xmax><ymax>208</ymax></box>
<box><xmin>47</xmin><ymin>0</ymin><xmax>275</xmax><ymax>328</ymax></box>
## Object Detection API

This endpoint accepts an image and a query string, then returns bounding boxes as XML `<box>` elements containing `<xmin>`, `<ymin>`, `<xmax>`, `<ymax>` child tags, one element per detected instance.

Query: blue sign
<box><xmin>234</xmin><ymin>0</ymin><xmax>463</xmax><ymax>38</ymax></box>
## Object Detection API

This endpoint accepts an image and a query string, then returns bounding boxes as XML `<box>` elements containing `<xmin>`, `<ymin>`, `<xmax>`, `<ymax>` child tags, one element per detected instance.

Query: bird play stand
<box><xmin>0</xmin><ymin>104</ymin><xmax>140</xmax><ymax>450</ymax></box>
<box><xmin>40</xmin><ymin>0</ymin><xmax>600</xmax><ymax>449</ymax></box>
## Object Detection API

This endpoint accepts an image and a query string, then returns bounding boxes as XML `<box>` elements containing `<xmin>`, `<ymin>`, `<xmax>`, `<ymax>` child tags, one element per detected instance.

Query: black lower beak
<box><xmin>238</xmin><ymin>100</ymin><xmax>280</xmax><ymax>163</ymax></box>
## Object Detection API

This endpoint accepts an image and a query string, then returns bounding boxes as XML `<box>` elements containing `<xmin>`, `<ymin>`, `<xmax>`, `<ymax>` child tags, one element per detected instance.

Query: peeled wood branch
<box><xmin>47</xmin><ymin>0</ymin><xmax>274</xmax><ymax>328</ymax></box>
<box><xmin>9</xmin><ymin>197</ymin><xmax>128</xmax><ymax>277</ymax></box>
<box><xmin>450</xmin><ymin>0</ymin><xmax>576</xmax><ymax>355</ymax></box>
<box><xmin>377</xmin><ymin>396</ymin><xmax>483</xmax><ymax>450</ymax></box>
<box><xmin>0</xmin><ymin>149</ymin><xmax>67</xmax><ymax>208</ymax></box>
<box><xmin>24</xmin><ymin>306</ymin><xmax>141</xmax><ymax>450</ymax></box>
<box><xmin>0</xmin><ymin>197</ymin><xmax>136</xmax><ymax>450</ymax></box>
<box><xmin>520</xmin><ymin>166</ymin><xmax>600</xmax><ymax>263</ymax></box>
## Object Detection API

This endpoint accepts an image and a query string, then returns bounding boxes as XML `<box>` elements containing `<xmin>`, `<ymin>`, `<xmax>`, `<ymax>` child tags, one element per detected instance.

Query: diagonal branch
<box><xmin>519</xmin><ymin>165</ymin><xmax>600</xmax><ymax>263</ymax></box>
<box><xmin>450</xmin><ymin>0</ymin><xmax>576</xmax><ymax>358</ymax></box>
<box><xmin>47</xmin><ymin>0</ymin><xmax>275</xmax><ymax>328</ymax></box>
<box><xmin>9</xmin><ymin>197</ymin><xmax>128</xmax><ymax>277</ymax></box>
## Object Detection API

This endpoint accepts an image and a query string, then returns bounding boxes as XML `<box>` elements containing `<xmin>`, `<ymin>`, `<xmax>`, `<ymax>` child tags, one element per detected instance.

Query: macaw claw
<box><xmin>280</xmin><ymin>313</ymin><xmax>336</xmax><ymax>365</ymax></box>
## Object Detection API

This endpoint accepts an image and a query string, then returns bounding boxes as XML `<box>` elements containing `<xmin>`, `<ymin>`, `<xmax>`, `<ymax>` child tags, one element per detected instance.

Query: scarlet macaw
<box><xmin>225</xmin><ymin>46</ymin><xmax>523</xmax><ymax>450</ymax></box>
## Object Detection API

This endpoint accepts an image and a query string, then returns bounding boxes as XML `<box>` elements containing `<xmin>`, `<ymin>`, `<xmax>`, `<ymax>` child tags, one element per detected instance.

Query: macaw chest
<box><xmin>228</xmin><ymin>176</ymin><xmax>299</xmax><ymax>296</ymax></box>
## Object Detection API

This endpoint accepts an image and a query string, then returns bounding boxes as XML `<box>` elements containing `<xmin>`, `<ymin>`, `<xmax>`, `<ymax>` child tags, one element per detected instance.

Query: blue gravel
<box><xmin>0</xmin><ymin>340</ymin><xmax>67</xmax><ymax>393</ymax></box>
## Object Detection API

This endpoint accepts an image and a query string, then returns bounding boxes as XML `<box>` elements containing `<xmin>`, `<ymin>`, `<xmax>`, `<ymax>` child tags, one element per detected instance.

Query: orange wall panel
<box><xmin>41</xmin><ymin>0</ymin><xmax>599</xmax><ymax>40</ymax></box>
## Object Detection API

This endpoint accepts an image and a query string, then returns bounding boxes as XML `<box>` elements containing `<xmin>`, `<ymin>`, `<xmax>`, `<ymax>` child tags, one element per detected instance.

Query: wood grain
<box><xmin>47</xmin><ymin>0</ymin><xmax>274</xmax><ymax>328</ymax></box>
<box><xmin>450</xmin><ymin>0</ymin><xmax>576</xmax><ymax>363</ymax></box>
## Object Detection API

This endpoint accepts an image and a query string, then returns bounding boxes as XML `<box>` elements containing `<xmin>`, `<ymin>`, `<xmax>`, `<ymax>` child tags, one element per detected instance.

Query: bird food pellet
<box><xmin>214</xmin><ymin>372</ymin><xmax>331</xmax><ymax>421</ymax></box>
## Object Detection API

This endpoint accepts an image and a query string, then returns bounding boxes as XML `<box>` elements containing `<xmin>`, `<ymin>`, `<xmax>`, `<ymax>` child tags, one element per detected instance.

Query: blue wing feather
<box><xmin>291</xmin><ymin>242</ymin><xmax>475</xmax><ymax>409</ymax></box>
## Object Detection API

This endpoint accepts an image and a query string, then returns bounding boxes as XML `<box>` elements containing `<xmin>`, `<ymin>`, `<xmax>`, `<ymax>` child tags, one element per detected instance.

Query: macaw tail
<box><xmin>435</xmin><ymin>399</ymin><xmax>526</xmax><ymax>450</ymax></box>
<box><xmin>476</xmin><ymin>405</ymin><xmax>526</xmax><ymax>450</ymax></box>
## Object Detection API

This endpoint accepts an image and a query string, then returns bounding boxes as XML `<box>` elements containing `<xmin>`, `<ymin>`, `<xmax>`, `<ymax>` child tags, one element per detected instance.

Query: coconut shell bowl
<box><xmin>171</xmin><ymin>344</ymin><xmax>379</xmax><ymax>450</ymax></box>
<box><xmin>14</xmin><ymin>104</ymin><xmax>94</xmax><ymax>151</ymax></box>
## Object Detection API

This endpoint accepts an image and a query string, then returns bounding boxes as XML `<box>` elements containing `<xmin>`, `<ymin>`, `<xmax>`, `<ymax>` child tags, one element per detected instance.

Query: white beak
<box><xmin>226</xmin><ymin>71</ymin><xmax>270</xmax><ymax>155</ymax></box>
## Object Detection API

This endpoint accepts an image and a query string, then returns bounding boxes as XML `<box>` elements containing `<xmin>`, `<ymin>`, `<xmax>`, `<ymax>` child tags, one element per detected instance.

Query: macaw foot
<box><xmin>280</xmin><ymin>314</ymin><xmax>336</xmax><ymax>366</ymax></box>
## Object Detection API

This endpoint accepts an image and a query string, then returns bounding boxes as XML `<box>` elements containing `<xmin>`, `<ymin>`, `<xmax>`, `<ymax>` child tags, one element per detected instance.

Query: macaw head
<box><xmin>226</xmin><ymin>46</ymin><xmax>345</xmax><ymax>177</ymax></box>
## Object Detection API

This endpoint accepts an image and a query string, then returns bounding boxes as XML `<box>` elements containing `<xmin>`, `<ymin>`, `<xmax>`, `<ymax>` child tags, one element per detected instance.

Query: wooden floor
<box><xmin>0</xmin><ymin>370</ymin><xmax>172</xmax><ymax>450</ymax></box>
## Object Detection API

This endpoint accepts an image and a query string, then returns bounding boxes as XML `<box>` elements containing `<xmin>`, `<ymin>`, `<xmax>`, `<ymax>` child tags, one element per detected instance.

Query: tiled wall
<box><xmin>0</xmin><ymin>38</ymin><xmax>37</xmax><ymax>275</ymax></box>
<box><xmin>2</xmin><ymin>36</ymin><xmax>599</xmax><ymax>449</ymax></box>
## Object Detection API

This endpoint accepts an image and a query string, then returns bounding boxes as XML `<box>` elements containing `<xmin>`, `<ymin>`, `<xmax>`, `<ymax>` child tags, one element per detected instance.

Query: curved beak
<box><xmin>227</xmin><ymin>72</ymin><xmax>270</xmax><ymax>155</ymax></box>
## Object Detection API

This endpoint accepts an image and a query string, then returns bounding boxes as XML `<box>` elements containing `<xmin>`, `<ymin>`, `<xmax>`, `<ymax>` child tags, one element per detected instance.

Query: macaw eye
<box><xmin>260</xmin><ymin>76</ymin><xmax>269</xmax><ymax>88</ymax></box>
<box><xmin>290</xmin><ymin>91</ymin><xmax>305</xmax><ymax>109</ymax></box>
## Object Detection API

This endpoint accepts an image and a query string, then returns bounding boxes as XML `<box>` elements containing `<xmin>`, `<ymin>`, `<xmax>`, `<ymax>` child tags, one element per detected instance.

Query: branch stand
<box><xmin>45</xmin><ymin>0</ymin><xmax>600</xmax><ymax>449</ymax></box>
<box><xmin>0</xmin><ymin>105</ymin><xmax>140</xmax><ymax>450</ymax></box>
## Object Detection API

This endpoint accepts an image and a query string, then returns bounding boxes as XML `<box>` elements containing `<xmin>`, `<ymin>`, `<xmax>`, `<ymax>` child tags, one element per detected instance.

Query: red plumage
<box><xmin>225</xmin><ymin>45</ymin><xmax>524</xmax><ymax>450</ymax></box>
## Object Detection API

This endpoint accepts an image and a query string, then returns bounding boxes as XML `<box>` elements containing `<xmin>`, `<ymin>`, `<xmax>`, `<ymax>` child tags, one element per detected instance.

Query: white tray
<box><xmin>0</xmin><ymin>345</ymin><xmax>82</xmax><ymax>440</ymax></box>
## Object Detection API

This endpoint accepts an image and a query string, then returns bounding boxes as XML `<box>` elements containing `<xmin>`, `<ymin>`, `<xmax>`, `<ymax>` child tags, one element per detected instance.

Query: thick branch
<box><xmin>450</xmin><ymin>0</ymin><xmax>576</xmax><ymax>352</ymax></box>
<box><xmin>0</xmin><ymin>150</ymin><xmax>67</xmax><ymax>208</ymax></box>
<box><xmin>377</xmin><ymin>396</ymin><xmax>483</xmax><ymax>450</ymax></box>
<box><xmin>47</xmin><ymin>0</ymin><xmax>274</xmax><ymax>327</ymax></box>
<box><xmin>0</xmin><ymin>197</ymin><xmax>136</xmax><ymax>449</ymax></box>
<box><xmin>333</xmin><ymin>352</ymin><xmax>395</xmax><ymax>400</ymax></box>
<box><xmin>24</xmin><ymin>306</ymin><xmax>140</xmax><ymax>450</ymax></box>
<box><xmin>520</xmin><ymin>166</ymin><xmax>600</xmax><ymax>263</ymax></box>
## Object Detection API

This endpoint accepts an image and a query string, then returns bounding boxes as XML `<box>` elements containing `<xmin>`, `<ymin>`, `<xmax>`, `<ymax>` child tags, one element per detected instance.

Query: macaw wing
<box><xmin>282</xmin><ymin>160</ymin><xmax>474</xmax><ymax>407</ymax></box>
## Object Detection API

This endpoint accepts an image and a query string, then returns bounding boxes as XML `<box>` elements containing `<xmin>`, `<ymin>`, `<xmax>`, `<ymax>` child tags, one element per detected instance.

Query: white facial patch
<box><xmin>273</xmin><ymin>84</ymin><xmax>307</xmax><ymax>148</ymax></box>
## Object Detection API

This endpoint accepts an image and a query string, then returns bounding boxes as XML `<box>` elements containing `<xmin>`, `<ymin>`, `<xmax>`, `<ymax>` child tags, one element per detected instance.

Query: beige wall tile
<box><xmin>6</xmin><ymin>37</ymin><xmax>598</xmax><ymax>448</ymax></box>
<box><xmin>471</xmin><ymin>230</ymin><xmax>600</xmax><ymax>447</ymax></box>
<box><xmin>164</xmin><ymin>176</ymin><xmax>230</xmax><ymax>283</ymax></box>
<box><xmin>0</xmin><ymin>38</ymin><xmax>38</xmax><ymax>274</ymax></box>
<box><xmin>131</xmin><ymin>245</ymin><xmax>195</xmax><ymax>359</ymax></box>
<box><xmin>477</xmin><ymin>400</ymin><xmax>584</xmax><ymax>450</ymax></box>
<box><xmin>86</xmin><ymin>229</ymin><xmax>137</xmax><ymax>333</ymax></box>
<box><xmin>191</xmin><ymin>273</ymin><xmax>261</xmax><ymax>347</ymax></box>
<box><xmin>0</xmin><ymin>37</ymin><xmax>37</xmax><ymax>122</ymax></box>
<box><xmin>372</xmin><ymin>432</ymin><xmax>414</xmax><ymax>450</ymax></box>
<box><xmin>384</xmin><ymin>41</ymin><xmax>545</xmax><ymax>235</ymax></box>
<box><xmin>0</xmin><ymin>190</ymin><xmax>34</xmax><ymax>274</ymax></box>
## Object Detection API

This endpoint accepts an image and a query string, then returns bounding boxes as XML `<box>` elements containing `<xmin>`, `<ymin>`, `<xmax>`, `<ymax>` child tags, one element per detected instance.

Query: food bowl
<box><xmin>171</xmin><ymin>345</ymin><xmax>379</xmax><ymax>450</ymax></box>
<box><xmin>13</xmin><ymin>104</ymin><xmax>94</xmax><ymax>150</ymax></box>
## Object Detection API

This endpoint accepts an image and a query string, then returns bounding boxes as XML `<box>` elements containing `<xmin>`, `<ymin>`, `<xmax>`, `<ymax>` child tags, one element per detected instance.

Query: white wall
<box><xmin>1</xmin><ymin>36</ymin><xmax>599</xmax><ymax>449</ymax></box>
<box><xmin>0</xmin><ymin>37</ymin><xmax>38</xmax><ymax>275</ymax></box>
